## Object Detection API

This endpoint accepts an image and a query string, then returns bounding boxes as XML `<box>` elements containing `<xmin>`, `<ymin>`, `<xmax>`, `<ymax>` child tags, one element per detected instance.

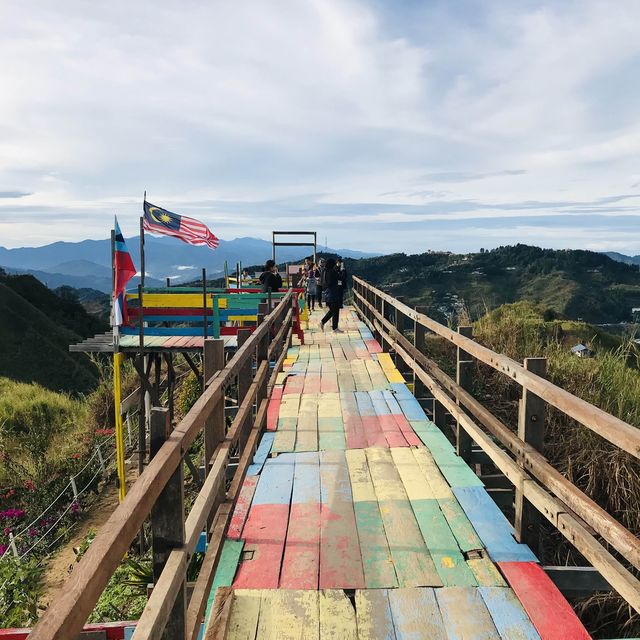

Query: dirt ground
<box><xmin>38</xmin><ymin>468</ymin><xmax>138</xmax><ymax>612</ymax></box>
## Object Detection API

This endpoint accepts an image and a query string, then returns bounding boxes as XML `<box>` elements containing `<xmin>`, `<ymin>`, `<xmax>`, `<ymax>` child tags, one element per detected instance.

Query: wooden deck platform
<box><xmin>203</xmin><ymin>308</ymin><xmax>591</xmax><ymax>639</ymax></box>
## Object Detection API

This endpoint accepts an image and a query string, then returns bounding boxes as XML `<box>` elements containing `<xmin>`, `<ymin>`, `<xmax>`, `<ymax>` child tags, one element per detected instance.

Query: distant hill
<box><xmin>0</xmin><ymin>269</ymin><xmax>105</xmax><ymax>393</ymax></box>
<box><xmin>347</xmin><ymin>244</ymin><xmax>640</xmax><ymax>324</ymax></box>
<box><xmin>603</xmin><ymin>251</ymin><xmax>640</xmax><ymax>266</ymax></box>
<box><xmin>0</xmin><ymin>236</ymin><xmax>375</xmax><ymax>292</ymax></box>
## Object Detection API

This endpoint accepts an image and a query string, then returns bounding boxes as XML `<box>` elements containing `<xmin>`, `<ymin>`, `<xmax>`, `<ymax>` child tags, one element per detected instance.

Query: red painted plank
<box><xmin>279</xmin><ymin>503</ymin><xmax>321</xmax><ymax>589</ymax></box>
<box><xmin>361</xmin><ymin>415</ymin><xmax>388</xmax><ymax>448</ymax></box>
<box><xmin>284</xmin><ymin>375</ymin><xmax>305</xmax><ymax>395</ymax></box>
<box><xmin>498</xmin><ymin>562</ymin><xmax>591</xmax><ymax>640</ymax></box>
<box><xmin>365</xmin><ymin>339</ymin><xmax>383</xmax><ymax>353</ymax></box>
<box><xmin>233</xmin><ymin>503</ymin><xmax>290</xmax><ymax>588</ymax></box>
<box><xmin>267</xmin><ymin>395</ymin><xmax>282</xmax><ymax>431</ymax></box>
<box><xmin>0</xmin><ymin>622</ymin><xmax>135</xmax><ymax>640</ymax></box>
<box><xmin>377</xmin><ymin>414</ymin><xmax>409</xmax><ymax>448</ymax></box>
<box><xmin>320</xmin><ymin>375</ymin><xmax>339</xmax><ymax>393</ymax></box>
<box><xmin>393</xmin><ymin>414</ymin><xmax>422</xmax><ymax>446</ymax></box>
<box><xmin>228</xmin><ymin>475</ymin><xmax>259</xmax><ymax>539</ymax></box>
<box><xmin>162</xmin><ymin>336</ymin><xmax>184</xmax><ymax>348</ymax></box>
<box><xmin>303</xmin><ymin>373</ymin><xmax>321</xmax><ymax>394</ymax></box>
<box><xmin>344</xmin><ymin>416</ymin><xmax>368</xmax><ymax>449</ymax></box>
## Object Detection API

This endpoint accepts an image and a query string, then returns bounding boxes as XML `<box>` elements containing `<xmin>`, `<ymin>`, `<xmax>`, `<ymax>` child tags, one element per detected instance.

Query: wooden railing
<box><xmin>352</xmin><ymin>276</ymin><xmax>640</xmax><ymax>613</ymax></box>
<box><xmin>30</xmin><ymin>292</ymin><xmax>296</xmax><ymax>640</ymax></box>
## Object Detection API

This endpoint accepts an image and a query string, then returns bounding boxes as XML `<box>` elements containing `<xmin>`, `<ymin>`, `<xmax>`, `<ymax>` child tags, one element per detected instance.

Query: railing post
<box><xmin>237</xmin><ymin>328</ymin><xmax>253</xmax><ymax>447</ymax></box>
<box><xmin>515</xmin><ymin>357</ymin><xmax>547</xmax><ymax>558</ymax></box>
<box><xmin>256</xmin><ymin>313</ymin><xmax>269</xmax><ymax>408</ymax></box>
<box><xmin>204</xmin><ymin>338</ymin><xmax>225</xmax><ymax>473</ymax></box>
<box><xmin>413</xmin><ymin>305</ymin><xmax>432</xmax><ymax>412</ymax></box>
<box><xmin>456</xmin><ymin>326</ymin><xmax>474</xmax><ymax>463</ymax></box>
<box><xmin>150</xmin><ymin>406</ymin><xmax>186</xmax><ymax>640</ymax></box>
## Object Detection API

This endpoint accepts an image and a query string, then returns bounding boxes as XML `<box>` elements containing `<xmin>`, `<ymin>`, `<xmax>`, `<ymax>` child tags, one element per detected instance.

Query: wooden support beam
<box><xmin>456</xmin><ymin>325</ymin><xmax>474</xmax><ymax>463</ymax></box>
<box><xmin>236</xmin><ymin>328</ymin><xmax>252</xmax><ymax>451</ymax></box>
<box><xmin>413</xmin><ymin>305</ymin><xmax>429</xmax><ymax>401</ymax></box>
<box><xmin>204</xmin><ymin>339</ymin><xmax>225</xmax><ymax>475</ymax></box>
<box><xmin>182</xmin><ymin>353</ymin><xmax>202</xmax><ymax>386</ymax></box>
<box><xmin>543</xmin><ymin>566</ymin><xmax>612</xmax><ymax>597</ymax></box>
<box><xmin>515</xmin><ymin>357</ymin><xmax>547</xmax><ymax>558</ymax></box>
<box><xmin>150</xmin><ymin>407</ymin><xmax>186</xmax><ymax>640</ymax></box>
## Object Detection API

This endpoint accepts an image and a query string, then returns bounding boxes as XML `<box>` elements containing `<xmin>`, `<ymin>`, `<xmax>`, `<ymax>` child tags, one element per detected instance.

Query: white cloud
<box><xmin>0</xmin><ymin>0</ymin><xmax>639</xmax><ymax>253</ymax></box>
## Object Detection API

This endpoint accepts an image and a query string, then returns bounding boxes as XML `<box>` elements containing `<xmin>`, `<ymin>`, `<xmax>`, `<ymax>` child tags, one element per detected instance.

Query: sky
<box><xmin>1</xmin><ymin>0</ymin><xmax>640</xmax><ymax>254</ymax></box>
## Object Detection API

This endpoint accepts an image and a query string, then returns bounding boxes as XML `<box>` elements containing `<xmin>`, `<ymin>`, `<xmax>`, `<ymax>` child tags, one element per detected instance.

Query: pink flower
<box><xmin>3</xmin><ymin>526</ymin><xmax>11</xmax><ymax>535</ymax></box>
<box><xmin>0</xmin><ymin>544</ymin><xmax>7</xmax><ymax>555</ymax></box>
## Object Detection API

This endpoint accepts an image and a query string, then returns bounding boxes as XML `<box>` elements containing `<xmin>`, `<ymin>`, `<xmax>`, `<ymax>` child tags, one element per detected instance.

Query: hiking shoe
<box><xmin>320</xmin><ymin>322</ymin><xmax>325</xmax><ymax>332</ymax></box>
<box><xmin>333</xmin><ymin>328</ymin><xmax>343</xmax><ymax>333</ymax></box>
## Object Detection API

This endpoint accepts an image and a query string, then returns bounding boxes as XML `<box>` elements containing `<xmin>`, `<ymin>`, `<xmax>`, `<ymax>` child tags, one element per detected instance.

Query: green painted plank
<box><xmin>204</xmin><ymin>539</ymin><xmax>244</xmax><ymax>622</ymax></box>
<box><xmin>318</xmin><ymin>417</ymin><xmax>344</xmax><ymax>432</ymax></box>
<box><xmin>353</xmin><ymin>502</ymin><xmax>398</xmax><ymax>588</ymax></box>
<box><xmin>411</xmin><ymin>499</ymin><xmax>477</xmax><ymax>586</ymax></box>
<box><xmin>440</xmin><ymin>497</ymin><xmax>484</xmax><ymax>553</ymax></box>
<box><xmin>272</xmin><ymin>430</ymin><xmax>296</xmax><ymax>453</ymax></box>
<box><xmin>319</xmin><ymin>431</ymin><xmax>346</xmax><ymax>450</ymax></box>
<box><xmin>277</xmin><ymin>417</ymin><xmax>298</xmax><ymax>430</ymax></box>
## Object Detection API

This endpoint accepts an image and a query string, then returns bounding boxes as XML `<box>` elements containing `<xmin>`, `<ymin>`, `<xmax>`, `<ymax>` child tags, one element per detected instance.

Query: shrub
<box><xmin>0</xmin><ymin>555</ymin><xmax>43</xmax><ymax>627</ymax></box>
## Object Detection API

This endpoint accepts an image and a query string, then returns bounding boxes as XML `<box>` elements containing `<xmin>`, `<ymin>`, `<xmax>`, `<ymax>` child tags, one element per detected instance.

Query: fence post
<box><xmin>456</xmin><ymin>326</ymin><xmax>474</xmax><ymax>463</ymax></box>
<box><xmin>393</xmin><ymin>296</ymin><xmax>407</xmax><ymax>372</ymax></box>
<box><xmin>150</xmin><ymin>406</ymin><xmax>186</xmax><ymax>640</ymax></box>
<box><xmin>70</xmin><ymin>476</ymin><xmax>80</xmax><ymax>507</ymax></box>
<box><xmin>237</xmin><ymin>328</ymin><xmax>253</xmax><ymax>448</ymax></box>
<box><xmin>515</xmin><ymin>357</ymin><xmax>547</xmax><ymax>558</ymax></box>
<box><xmin>96</xmin><ymin>446</ymin><xmax>106</xmax><ymax>474</ymax></box>
<box><xmin>9</xmin><ymin>532</ymin><xmax>18</xmax><ymax>558</ymax></box>
<box><xmin>256</xmin><ymin>313</ymin><xmax>269</xmax><ymax>409</ymax></box>
<box><xmin>203</xmin><ymin>338</ymin><xmax>225</xmax><ymax>476</ymax></box>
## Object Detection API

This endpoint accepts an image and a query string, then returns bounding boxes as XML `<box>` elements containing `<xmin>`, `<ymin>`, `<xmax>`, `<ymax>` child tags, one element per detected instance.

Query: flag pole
<box><xmin>140</xmin><ymin>191</ymin><xmax>146</xmax><ymax>288</ymax></box>
<box><xmin>111</xmin><ymin>222</ymin><xmax>126</xmax><ymax>502</ymax></box>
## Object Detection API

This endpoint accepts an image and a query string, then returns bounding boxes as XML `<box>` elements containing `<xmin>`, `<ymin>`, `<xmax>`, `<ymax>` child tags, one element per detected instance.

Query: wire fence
<box><xmin>0</xmin><ymin>408</ymin><xmax>140</xmax><ymax>564</ymax></box>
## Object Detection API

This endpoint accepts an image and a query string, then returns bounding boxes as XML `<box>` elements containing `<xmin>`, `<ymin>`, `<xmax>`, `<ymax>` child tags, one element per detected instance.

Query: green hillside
<box><xmin>346</xmin><ymin>244</ymin><xmax>640</xmax><ymax>323</ymax></box>
<box><xmin>0</xmin><ymin>270</ymin><xmax>105</xmax><ymax>393</ymax></box>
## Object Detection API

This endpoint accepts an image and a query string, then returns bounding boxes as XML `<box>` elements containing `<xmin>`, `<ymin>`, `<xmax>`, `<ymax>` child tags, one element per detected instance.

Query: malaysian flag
<box><xmin>143</xmin><ymin>201</ymin><xmax>220</xmax><ymax>249</ymax></box>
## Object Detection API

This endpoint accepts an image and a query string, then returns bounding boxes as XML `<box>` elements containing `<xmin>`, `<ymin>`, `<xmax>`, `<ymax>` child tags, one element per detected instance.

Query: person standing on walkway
<box><xmin>259</xmin><ymin>259</ymin><xmax>282</xmax><ymax>293</ymax></box>
<box><xmin>305</xmin><ymin>264</ymin><xmax>318</xmax><ymax>311</ymax></box>
<box><xmin>320</xmin><ymin>258</ymin><xmax>342</xmax><ymax>332</ymax></box>
<box><xmin>336</xmin><ymin>257</ymin><xmax>347</xmax><ymax>309</ymax></box>
<box><xmin>316</xmin><ymin>258</ymin><xmax>326</xmax><ymax>309</ymax></box>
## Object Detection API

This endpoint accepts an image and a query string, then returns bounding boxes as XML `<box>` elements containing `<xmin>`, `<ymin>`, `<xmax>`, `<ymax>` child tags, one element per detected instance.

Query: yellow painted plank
<box><xmin>272</xmin><ymin>430</ymin><xmax>296</xmax><ymax>453</ymax></box>
<box><xmin>345</xmin><ymin>449</ymin><xmax>377</xmax><ymax>502</ymax></box>
<box><xmin>227</xmin><ymin>589</ymin><xmax>262</xmax><ymax>640</ymax></box>
<box><xmin>256</xmin><ymin>590</ymin><xmax>319</xmax><ymax>640</ymax></box>
<box><xmin>391</xmin><ymin>448</ymin><xmax>434</xmax><ymax>501</ymax></box>
<box><xmin>366</xmin><ymin>447</ymin><xmax>406</xmax><ymax>501</ymax></box>
<box><xmin>317</xmin><ymin>393</ymin><xmax>341</xmax><ymax>418</ymax></box>
<box><xmin>125</xmin><ymin>292</ymin><xmax>221</xmax><ymax>308</ymax></box>
<box><xmin>468</xmin><ymin>557</ymin><xmax>507</xmax><ymax>587</ymax></box>
<box><xmin>279</xmin><ymin>394</ymin><xmax>301</xmax><ymax>418</ymax></box>
<box><xmin>319</xmin><ymin>590</ymin><xmax>357</xmax><ymax>639</ymax></box>
<box><xmin>412</xmin><ymin>447</ymin><xmax>452</xmax><ymax>500</ymax></box>
<box><xmin>355</xmin><ymin>590</ymin><xmax>395</xmax><ymax>640</ymax></box>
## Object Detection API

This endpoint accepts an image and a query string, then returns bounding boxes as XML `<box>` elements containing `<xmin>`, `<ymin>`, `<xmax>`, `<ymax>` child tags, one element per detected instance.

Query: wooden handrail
<box><xmin>30</xmin><ymin>292</ymin><xmax>294</xmax><ymax>640</ymax></box>
<box><xmin>352</xmin><ymin>286</ymin><xmax>640</xmax><ymax>571</ymax></box>
<box><xmin>353</xmin><ymin>276</ymin><xmax>640</xmax><ymax>459</ymax></box>
<box><xmin>352</xmin><ymin>281</ymin><xmax>640</xmax><ymax>613</ymax></box>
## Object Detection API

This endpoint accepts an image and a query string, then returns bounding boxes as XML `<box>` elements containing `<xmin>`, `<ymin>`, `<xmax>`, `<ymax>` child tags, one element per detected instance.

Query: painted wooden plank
<box><xmin>246</xmin><ymin>432</ymin><xmax>275</xmax><ymax>476</ymax></box>
<box><xmin>498</xmin><ymin>562</ymin><xmax>591</xmax><ymax>640</ymax></box>
<box><xmin>365</xmin><ymin>339</ymin><xmax>383</xmax><ymax>354</ymax></box>
<box><xmin>280</xmin><ymin>452</ymin><xmax>321</xmax><ymax>589</ymax></box>
<box><xmin>256</xmin><ymin>590</ymin><xmax>320</xmax><ymax>640</ymax></box>
<box><xmin>453</xmin><ymin>488</ymin><xmax>537</xmax><ymax>562</ymax></box>
<box><xmin>228</xmin><ymin>475</ymin><xmax>259</xmax><ymax>539</ymax></box>
<box><xmin>346</xmin><ymin>449</ymin><xmax>398</xmax><ymax>589</ymax></box>
<box><xmin>468</xmin><ymin>556</ymin><xmax>507</xmax><ymax>587</ymax></box>
<box><xmin>412</xmin><ymin>448</ymin><xmax>484</xmax><ymax>552</ymax></box>
<box><xmin>252</xmin><ymin>454</ymin><xmax>296</xmax><ymax>505</ymax></box>
<box><xmin>391</xmin><ymin>449</ymin><xmax>476</xmax><ymax>587</ymax></box>
<box><xmin>365</xmin><ymin>360</ymin><xmax>390</xmax><ymax>389</ymax></box>
<box><xmin>271</xmin><ymin>429</ymin><xmax>296</xmax><ymax>454</ymax></box>
<box><xmin>366</xmin><ymin>448</ymin><xmax>442</xmax><ymax>587</ymax></box>
<box><xmin>204</xmin><ymin>540</ymin><xmax>245</xmax><ymax>622</ymax></box>
<box><xmin>319</xmin><ymin>450</ymin><xmax>365</xmax><ymax>589</ymax></box>
<box><xmin>319</xmin><ymin>590</ymin><xmax>357</xmax><ymax>640</ymax></box>
<box><xmin>398</xmin><ymin>397</ymin><xmax>428</xmax><ymax>421</ymax></box>
<box><xmin>223</xmin><ymin>588</ymin><xmax>262</xmax><ymax>640</ymax></box>
<box><xmin>387</xmin><ymin>588</ymin><xmax>448</xmax><ymax>639</ymax></box>
<box><xmin>355</xmin><ymin>589</ymin><xmax>396</xmax><ymax>640</ymax></box>
<box><xmin>296</xmin><ymin>394</ymin><xmax>319</xmax><ymax>453</ymax></box>
<box><xmin>391</xmin><ymin>383</ymin><xmax>413</xmax><ymax>399</ymax></box>
<box><xmin>479</xmin><ymin>587</ymin><xmax>541</xmax><ymax>640</ymax></box>
<box><xmin>344</xmin><ymin>415</ymin><xmax>368</xmax><ymax>449</ymax></box>
<box><xmin>284</xmin><ymin>374</ymin><xmax>305</xmax><ymax>395</ymax></box>
<box><xmin>319</xmin><ymin>431</ymin><xmax>346</xmax><ymax>450</ymax></box>
<box><xmin>266</xmin><ymin>387</ymin><xmax>283</xmax><ymax>431</ymax></box>
<box><xmin>436</xmin><ymin>586</ymin><xmax>501</xmax><ymax>639</ymax></box>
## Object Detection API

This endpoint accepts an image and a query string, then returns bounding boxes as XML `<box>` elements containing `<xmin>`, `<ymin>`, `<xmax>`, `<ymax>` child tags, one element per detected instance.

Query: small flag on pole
<box><xmin>143</xmin><ymin>201</ymin><xmax>219</xmax><ymax>249</ymax></box>
<box><xmin>113</xmin><ymin>218</ymin><xmax>136</xmax><ymax>326</ymax></box>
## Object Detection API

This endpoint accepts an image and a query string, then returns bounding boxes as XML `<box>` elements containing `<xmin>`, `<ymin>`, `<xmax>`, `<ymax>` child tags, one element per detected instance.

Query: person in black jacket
<box><xmin>316</xmin><ymin>258</ymin><xmax>326</xmax><ymax>309</ymax></box>
<box><xmin>320</xmin><ymin>258</ymin><xmax>342</xmax><ymax>332</ymax></box>
<box><xmin>259</xmin><ymin>259</ymin><xmax>282</xmax><ymax>293</ymax></box>
<box><xmin>336</xmin><ymin>258</ymin><xmax>347</xmax><ymax>308</ymax></box>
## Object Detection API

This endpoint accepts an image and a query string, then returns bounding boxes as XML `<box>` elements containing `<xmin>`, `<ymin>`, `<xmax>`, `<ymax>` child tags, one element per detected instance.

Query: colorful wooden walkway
<box><xmin>206</xmin><ymin>308</ymin><xmax>591</xmax><ymax>639</ymax></box>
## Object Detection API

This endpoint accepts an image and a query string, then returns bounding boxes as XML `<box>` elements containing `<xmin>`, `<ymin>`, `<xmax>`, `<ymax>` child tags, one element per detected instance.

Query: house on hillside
<box><xmin>571</xmin><ymin>342</ymin><xmax>594</xmax><ymax>358</ymax></box>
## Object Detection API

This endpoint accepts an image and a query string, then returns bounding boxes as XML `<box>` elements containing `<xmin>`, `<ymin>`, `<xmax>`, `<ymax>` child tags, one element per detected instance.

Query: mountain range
<box><xmin>0</xmin><ymin>236</ymin><xmax>373</xmax><ymax>293</ymax></box>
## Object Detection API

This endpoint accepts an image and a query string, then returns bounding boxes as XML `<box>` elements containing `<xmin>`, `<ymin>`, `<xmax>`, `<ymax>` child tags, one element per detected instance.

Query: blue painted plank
<box><xmin>452</xmin><ymin>487</ymin><xmax>538</xmax><ymax>562</ymax></box>
<box><xmin>355</xmin><ymin>391</ymin><xmax>376</xmax><ymax>416</ymax></box>
<box><xmin>292</xmin><ymin>451</ymin><xmax>320</xmax><ymax>504</ymax></box>
<box><xmin>479</xmin><ymin>587</ymin><xmax>541</xmax><ymax>640</ymax></box>
<box><xmin>382</xmin><ymin>390</ymin><xmax>403</xmax><ymax>414</ymax></box>
<box><xmin>391</xmin><ymin>383</ymin><xmax>413</xmax><ymax>399</ymax></box>
<box><xmin>246</xmin><ymin>432</ymin><xmax>275</xmax><ymax>476</ymax></box>
<box><xmin>398</xmin><ymin>397</ymin><xmax>428</xmax><ymax>421</ymax></box>
<box><xmin>252</xmin><ymin>453</ymin><xmax>295</xmax><ymax>505</ymax></box>
<box><xmin>195</xmin><ymin>530</ymin><xmax>207</xmax><ymax>553</ymax></box>
<box><xmin>369</xmin><ymin>390</ymin><xmax>391</xmax><ymax>415</ymax></box>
